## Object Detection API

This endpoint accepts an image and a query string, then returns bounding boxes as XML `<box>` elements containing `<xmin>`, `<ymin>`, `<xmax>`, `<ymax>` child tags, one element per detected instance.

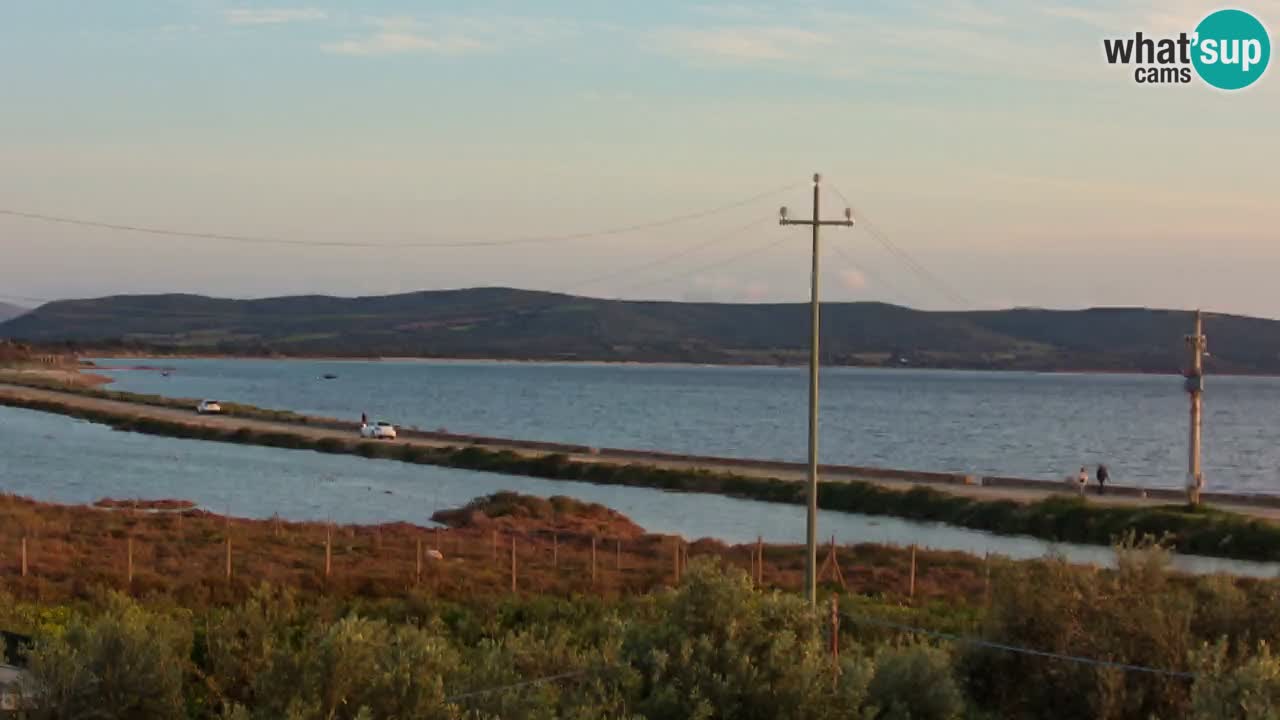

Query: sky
<box><xmin>1</xmin><ymin>1</ymin><xmax>1278</xmax><ymax>316</ymax></box>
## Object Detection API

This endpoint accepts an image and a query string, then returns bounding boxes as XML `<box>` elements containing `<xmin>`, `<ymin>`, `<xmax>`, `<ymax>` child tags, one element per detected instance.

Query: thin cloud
<box><xmin>837</xmin><ymin>268</ymin><xmax>867</xmax><ymax>291</ymax></box>
<box><xmin>652</xmin><ymin>25</ymin><xmax>832</xmax><ymax>62</ymax></box>
<box><xmin>224</xmin><ymin>8</ymin><xmax>328</xmax><ymax>26</ymax></box>
<box><xmin>925</xmin><ymin>0</ymin><xmax>1008</xmax><ymax>26</ymax></box>
<box><xmin>324</xmin><ymin>15</ymin><xmax>578</xmax><ymax>57</ymax></box>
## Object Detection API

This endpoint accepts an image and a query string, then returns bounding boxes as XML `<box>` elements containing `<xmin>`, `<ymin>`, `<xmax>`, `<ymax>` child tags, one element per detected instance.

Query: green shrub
<box><xmin>1190</xmin><ymin>639</ymin><xmax>1280</xmax><ymax>719</ymax></box>
<box><xmin>623</xmin><ymin>559</ymin><xmax>872</xmax><ymax>720</ymax></box>
<box><xmin>242</xmin><ymin>615</ymin><xmax>457</xmax><ymax>720</ymax></box>
<box><xmin>963</xmin><ymin>540</ymin><xmax>1194</xmax><ymax>720</ymax></box>
<box><xmin>867</xmin><ymin>643</ymin><xmax>964</xmax><ymax>720</ymax></box>
<box><xmin>21</xmin><ymin>594</ymin><xmax>188</xmax><ymax>720</ymax></box>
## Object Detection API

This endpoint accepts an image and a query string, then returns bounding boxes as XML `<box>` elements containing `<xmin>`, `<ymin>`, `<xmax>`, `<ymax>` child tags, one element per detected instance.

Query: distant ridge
<box><xmin>0</xmin><ymin>301</ymin><xmax>27</xmax><ymax>323</ymax></box>
<box><xmin>1</xmin><ymin>287</ymin><xmax>1275</xmax><ymax>373</ymax></box>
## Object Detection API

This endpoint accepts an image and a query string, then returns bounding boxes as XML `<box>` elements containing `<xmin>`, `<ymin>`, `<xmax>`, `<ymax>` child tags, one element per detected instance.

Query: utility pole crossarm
<box><xmin>778</xmin><ymin>173</ymin><xmax>856</xmax><ymax>607</ymax></box>
<box><xmin>781</xmin><ymin>219</ymin><xmax>856</xmax><ymax>227</ymax></box>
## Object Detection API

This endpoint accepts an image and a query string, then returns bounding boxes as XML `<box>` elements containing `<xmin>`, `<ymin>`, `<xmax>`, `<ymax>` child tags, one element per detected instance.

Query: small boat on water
<box><xmin>321</xmin><ymin>374</ymin><xmax>338</xmax><ymax>380</ymax></box>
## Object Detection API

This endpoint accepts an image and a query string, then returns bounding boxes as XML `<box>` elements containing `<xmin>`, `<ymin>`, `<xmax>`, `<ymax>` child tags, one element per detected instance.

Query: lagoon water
<box><xmin>0</xmin><ymin>404</ymin><xmax>1272</xmax><ymax>577</ymax></box>
<box><xmin>93</xmin><ymin>358</ymin><xmax>1280</xmax><ymax>494</ymax></box>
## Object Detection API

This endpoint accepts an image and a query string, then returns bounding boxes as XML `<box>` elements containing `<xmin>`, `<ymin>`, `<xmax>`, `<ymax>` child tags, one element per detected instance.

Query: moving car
<box><xmin>196</xmin><ymin>400</ymin><xmax>222</xmax><ymax>414</ymax></box>
<box><xmin>361</xmin><ymin>421</ymin><xmax>397</xmax><ymax>440</ymax></box>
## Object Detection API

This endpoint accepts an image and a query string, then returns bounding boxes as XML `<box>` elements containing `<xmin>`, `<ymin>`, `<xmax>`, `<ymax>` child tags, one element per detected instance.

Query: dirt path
<box><xmin>4</xmin><ymin>381</ymin><xmax>1279</xmax><ymax>522</ymax></box>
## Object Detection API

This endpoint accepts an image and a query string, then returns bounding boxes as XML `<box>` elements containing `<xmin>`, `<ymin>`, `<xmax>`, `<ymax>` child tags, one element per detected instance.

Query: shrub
<box><xmin>21</xmin><ymin>594</ymin><xmax>187</xmax><ymax>720</ymax></box>
<box><xmin>624</xmin><ymin>559</ymin><xmax>871</xmax><ymax>720</ymax></box>
<box><xmin>1190</xmin><ymin>639</ymin><xmax>1280</xmax><ymax>719</ymax></box>
<box><xmin>963</xmin><ymin>540</ymin><xmax>1195</xmax><ymax>720</ymax></box>
<box><xmin>246</xmin><ymin>615</ymin><xmax>457</xmax><ymax>720</ymax></box>
<box><xmin>867</xmin><ymin>643</ymin><xmax>964</xmax><ymax>720</ymax></box>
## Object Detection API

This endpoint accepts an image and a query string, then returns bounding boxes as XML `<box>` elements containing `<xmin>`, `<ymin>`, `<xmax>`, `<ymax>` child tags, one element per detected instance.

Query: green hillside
<box><xmin>0</xmin><ymin>287</ymin><xmax>1268</xmax><ymax>372</ymax></box>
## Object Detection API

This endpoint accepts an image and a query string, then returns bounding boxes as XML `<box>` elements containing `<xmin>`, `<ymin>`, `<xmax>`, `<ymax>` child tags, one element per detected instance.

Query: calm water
<box><xmin>0</xmin><ymin>404</ymin><xmax>1270</xmax><ymax>577</ymax></box>
<box><xmin>94</xmin><ymin>358</ymin><xmax>1280</xmax><ymax>494</ymax></box>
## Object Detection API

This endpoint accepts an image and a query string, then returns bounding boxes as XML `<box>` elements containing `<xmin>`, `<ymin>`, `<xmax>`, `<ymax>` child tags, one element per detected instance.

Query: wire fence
<box><xmin>0</xmin><ymin>500</ymin><xmax>1208</xmax><ymax>704</ymax></box>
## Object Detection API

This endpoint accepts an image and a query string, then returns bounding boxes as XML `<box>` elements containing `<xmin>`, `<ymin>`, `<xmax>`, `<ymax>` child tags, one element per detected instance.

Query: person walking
<box><xmin>360</xmin><ymin>412</ymin><xmax>367</xmax><ymax>427</ymax></box>
<box><xmin>1096</xmin><ymin>464</ymin><xmax>1109</xmax><ymax>496</ymax></box>
<box><xmin>1077</xmin><ymin>467</ymin><xmax>1088</xmax><ymax>496</ymax></box>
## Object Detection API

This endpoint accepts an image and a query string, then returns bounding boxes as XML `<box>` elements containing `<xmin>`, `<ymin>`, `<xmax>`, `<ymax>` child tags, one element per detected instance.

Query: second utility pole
<box><xmin>1185</xmin><ymin>310</ymin><xmax>1207</xmax><ymax>505</ymax></box>
<box><xmin>781</xmin><ymin>173</ymin><xmax>853</xmax><ymax>605</ymax></box>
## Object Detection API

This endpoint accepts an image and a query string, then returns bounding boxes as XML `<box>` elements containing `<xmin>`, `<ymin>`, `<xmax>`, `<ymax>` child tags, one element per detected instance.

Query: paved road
<box><xmin>3</xmin><ymin>381</ymin><xmax>1279</xmax><ymax>522</ymax></box>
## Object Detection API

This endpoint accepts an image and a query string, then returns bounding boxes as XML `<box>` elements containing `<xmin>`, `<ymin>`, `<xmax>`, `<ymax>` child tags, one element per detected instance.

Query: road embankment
<box><xmin>4</xmin><ymin>380</ymin><xmax>1280</xmax><ymax>562</ymax></box>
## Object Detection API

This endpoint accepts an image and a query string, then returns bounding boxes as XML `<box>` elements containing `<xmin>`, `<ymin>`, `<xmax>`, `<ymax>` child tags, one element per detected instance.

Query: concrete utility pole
<box><xmin>780</xmin><ymin>173</ymin><xmax>854</xmax><ymax>605</ymax></box>
<box><xmin>1185</xmin><ymin>310</ymin><xmax>1207</xmax><ymax>505</ymax></box>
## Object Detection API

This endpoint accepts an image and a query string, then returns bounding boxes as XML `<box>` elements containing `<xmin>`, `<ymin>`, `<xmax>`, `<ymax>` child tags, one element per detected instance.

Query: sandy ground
<box><xmin>3</xmin><ymin>380</ymin><xmax>1279</xmax><ymax>523</ymax></box>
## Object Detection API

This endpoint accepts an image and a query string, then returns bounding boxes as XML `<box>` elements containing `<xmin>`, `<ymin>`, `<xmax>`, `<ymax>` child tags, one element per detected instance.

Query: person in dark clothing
<box><xmin>361</xmin><ymin>412</ymin><xmax>367</xmax><ymax>426</ymax></box>
<box><xmin>1096</xmin><ymin>464</ymin><xmax>1109</xmax><ymax>495</ymax></box>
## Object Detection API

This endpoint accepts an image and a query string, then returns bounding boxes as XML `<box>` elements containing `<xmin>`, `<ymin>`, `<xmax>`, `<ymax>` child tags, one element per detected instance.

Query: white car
<box><xmin>196</xmin><ymin>400</ymin><xmax>222</xmax><ymax>415</ymax></box>
<box><xmin>361</xmin><ymin>421</ymin><xmax>397</xmax><ymax>440</ymax></box>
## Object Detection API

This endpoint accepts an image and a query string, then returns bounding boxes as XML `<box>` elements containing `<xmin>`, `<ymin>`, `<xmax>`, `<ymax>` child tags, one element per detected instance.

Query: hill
<box><xmin>0</xmin><ymin>301</ymin><xmax>27</xmax><ymax>322</ymax></box>
<box><xmin>0</xmin><ymin>287</ymin><xmax>1271</xmax><ymax>373</ymax></box>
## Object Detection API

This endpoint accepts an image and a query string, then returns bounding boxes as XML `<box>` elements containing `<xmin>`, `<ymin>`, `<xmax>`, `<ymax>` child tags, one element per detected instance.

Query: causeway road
<box><xmin>3</xmin><ymin>380</ymin><xmax>1279</xmax><ymax>522</ymax></box>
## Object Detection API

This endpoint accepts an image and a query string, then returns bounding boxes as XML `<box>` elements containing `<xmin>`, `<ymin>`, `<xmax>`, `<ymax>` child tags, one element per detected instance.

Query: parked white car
<box><xmin>196</xmin><ymin>400</ymin><xmax>222</xmax><ymax>415</ymax></box>
<box><xmin>361</xmin><ymin>421</ymin><xmax>397</xmax><ymax>440</ymax></box>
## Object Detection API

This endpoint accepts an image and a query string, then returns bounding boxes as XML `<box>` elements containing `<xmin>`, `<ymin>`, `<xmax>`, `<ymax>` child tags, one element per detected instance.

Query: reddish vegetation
<box><xmin>93</xmin><ymin>498</ymin><xmax>197</xmax><ymax>511</ymax></box>
<box><xmin>431</xmin><ymin>492</ymin><xmax>647</xmax><ymax>539</ymax></box>
<box><xmin>0</xmin><ymin>492</ymin><xmax>989</xmax><ymax>607</ymax></box>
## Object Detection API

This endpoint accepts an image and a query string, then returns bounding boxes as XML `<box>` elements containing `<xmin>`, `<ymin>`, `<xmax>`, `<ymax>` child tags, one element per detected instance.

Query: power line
<box><xmin>827</xmin><ymin>241</ymin><xmax>912</xmax><ymax>309</ymax></box>
<box><xmin>0</xmin><ymin>182</ymin><xmax>800</xmax><ymax>250</ymax></box>
<box><xmin>825</xmin><ymin>183</ymin><xmax>972</xmax><ymax>308</ymax></box>
<box><xmin>611</xmin><ymin>231</ymin><xmax>792</xmax><ymax>295</ymax></box>
<box><xmin>840</xmin><ymin>612</ymin><xmax>1196</xmax><ymax>679</ymax></box>
<box><xmin>564</xmin><ymin>216</ymin><xmax>771</xmax><ymax>292</ymax></box>
<box><xmin>1</xmin><ymin>217</ymin><xmax>774</xmax><ymax>321</ymax></box>
<box><xmin>443</xmin><ymin>666</ymin><xmax>609</xmax><ymax>703</ymax></box>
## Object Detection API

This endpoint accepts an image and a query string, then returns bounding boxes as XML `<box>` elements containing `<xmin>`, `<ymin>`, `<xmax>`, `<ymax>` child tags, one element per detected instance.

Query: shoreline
<box><xmin>4</xmin><ymin>378</ymin><xmax>1280</xmax><ymax>563</ymax></box>
<box><xmin>80</xmin><ymin>352</ymin><xmax>1270</xmax><ymax>379</ymax></box>
<box><xmin>3</xmin><ymin>367</ymin><xmax>1273</xmax><ymax>509</ymax></box>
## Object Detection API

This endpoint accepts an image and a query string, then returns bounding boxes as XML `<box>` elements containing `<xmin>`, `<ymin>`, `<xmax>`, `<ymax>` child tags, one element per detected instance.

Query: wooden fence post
<box><xmin>830</xmin><ymin>595</ymin><xmax>840</xmax><ymax>691</ymax></box>
<box><xmin>127</xmin><ymin>537</ymin><xmax>134</xmax><ymax>587</ymax></box>
<box><xmin>511</xmin><ymin>536</ymin><xmax>518</xmax><ymax>593</ymax></box>
<box><xmin>673</xmin><ymin>539</ymin><xmax>681</xmax><ymax>585</ymax></box>
<box><xmin>747</xmin><ymin>535</ymin><xmax>757</xmax><ymax>586</ymax></box>
<box><xmin>225</xmin><ymin>536</ymin><xmax>233</xmax><ymax>583</ymax></box>
<box><xmin>983</xmin><ymin>552</ymin><xmax>991</xmax><ymax>607</ymax></box>
<box><xmin>20</xmin><ymin>537</ymin><xmax>28</xmax><ymax>578</ymax></box>
<box><xmin>909</xmin><ymin>544</ymin><xmax>917</xmax><ymax>599</ymax></box>
<box><xmin>415</xmin><ymin>537</ymin><xmax>423</xmax><ymax>586</ymax></box>
<box><xmin>324</xmin><ymin>525</ymin><xmax>333</xmax><ymax>581</ymax></box>
<box><xmin>615</xmin><ymin>538</ymin><xmax>621</xmax><ymax>571</ymax></box>
<box><xmin>492</xmin><ymin>530</ymin><xmax>498</xmax><ymax>561</ymax></box>
<box><xmin>552</xmin><ymin>534</ymin><xmax>559</xmax><ymax>568</ymax></box>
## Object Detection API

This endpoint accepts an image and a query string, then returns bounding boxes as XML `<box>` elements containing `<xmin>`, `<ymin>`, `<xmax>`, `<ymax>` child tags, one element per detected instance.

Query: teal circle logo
<box><xmin>1192</xmin><ymin>9</ymin><xmax>1270</xmax><ymax>90</ymax></box>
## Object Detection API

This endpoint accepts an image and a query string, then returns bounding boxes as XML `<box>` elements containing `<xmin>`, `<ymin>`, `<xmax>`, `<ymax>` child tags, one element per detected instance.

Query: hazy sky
<box><xmin>2</xmin><ymin>1</ymin><xmax>1277</xmax><ymax>316</ymax></box>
